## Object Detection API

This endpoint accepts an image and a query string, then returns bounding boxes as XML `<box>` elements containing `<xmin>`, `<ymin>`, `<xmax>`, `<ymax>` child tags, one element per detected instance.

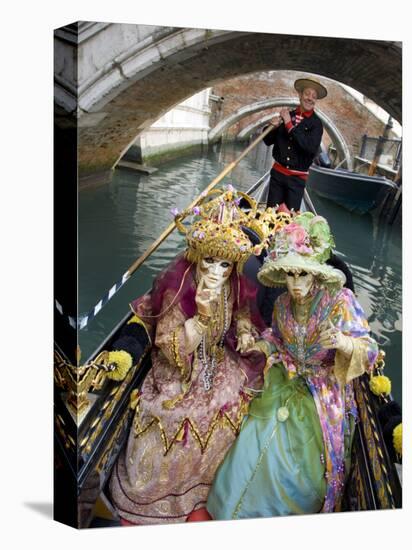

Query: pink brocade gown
<box><xmin>109</xmin><ymin>288</ymin><xmax>263</xmax><ymax>525</ymax></box>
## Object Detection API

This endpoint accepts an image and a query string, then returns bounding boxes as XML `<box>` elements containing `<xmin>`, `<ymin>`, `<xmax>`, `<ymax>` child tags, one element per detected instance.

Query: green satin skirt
<box><xmin>207</xmin><ymin>364</ymin><xmax>329</xmax><ymax>519</ymax></box>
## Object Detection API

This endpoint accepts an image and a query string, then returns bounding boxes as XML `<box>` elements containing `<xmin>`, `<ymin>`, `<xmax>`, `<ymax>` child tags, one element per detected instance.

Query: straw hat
<box><xmin>294</xmin><ymin>77</ymin><xmax>327</xmax><ymax>99</ymax></box>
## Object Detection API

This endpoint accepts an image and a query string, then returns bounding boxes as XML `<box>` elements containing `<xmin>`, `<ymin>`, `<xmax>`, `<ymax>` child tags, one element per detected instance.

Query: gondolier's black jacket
<box><xmin>263</xmin><ymin>109</ymin><xmax>323</xmax><ymax>172</ymax></box>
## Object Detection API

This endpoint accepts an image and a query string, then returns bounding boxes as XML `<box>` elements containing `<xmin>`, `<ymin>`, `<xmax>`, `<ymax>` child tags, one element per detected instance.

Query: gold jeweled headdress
<box><xmin>243</xmin><ymin>207</ymin><xmax>293</xmax><ymax>249</ymax></box>
<box><xmin>174</xmin><ymin>187</ymin><xmax>258</xmax><ymax>272</ymax></box>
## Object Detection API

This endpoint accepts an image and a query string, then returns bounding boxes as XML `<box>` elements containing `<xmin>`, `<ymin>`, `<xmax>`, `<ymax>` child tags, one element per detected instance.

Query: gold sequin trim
<box><xmin>172</xmin><ymin>327</ymin><xmax>186</xmax><ymax>379</ymax></box>
<box><xmin>133</xmin><ymin>394</ymin><xmax>250</xmax><ymax>455</ymax></box>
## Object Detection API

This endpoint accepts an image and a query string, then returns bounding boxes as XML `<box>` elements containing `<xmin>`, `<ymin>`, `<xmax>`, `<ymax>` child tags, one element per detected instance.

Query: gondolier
<box><xmin>263</xmin><ymin>76</ymin><xmax>327</xmax><ymax>210</ymax></box>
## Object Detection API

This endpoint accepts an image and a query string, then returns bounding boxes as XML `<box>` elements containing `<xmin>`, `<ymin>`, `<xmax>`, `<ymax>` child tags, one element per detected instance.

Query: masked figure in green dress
<box><xmin>207</xmin><ymin>212</ymin><xmax>379</xmax><ymax>518</ymax></box>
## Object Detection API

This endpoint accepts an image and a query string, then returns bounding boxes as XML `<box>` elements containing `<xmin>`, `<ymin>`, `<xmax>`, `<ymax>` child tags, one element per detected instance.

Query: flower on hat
<box><xmin>309</xmin><ymin>217</ymin><xmax>334</xmax><ymax>262</ymax></box>
<box><xmin>293</xmin><ymin>212</ymin><xmax>313</xmax><ymax>231</ymax></box>
<box><xmin>283</xmin><ymin>223</ymin><xmax>313</xmax><ymax>254</ymax></box>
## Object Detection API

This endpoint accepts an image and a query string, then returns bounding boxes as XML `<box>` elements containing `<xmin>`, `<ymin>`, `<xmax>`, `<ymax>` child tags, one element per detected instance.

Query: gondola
<box><xmin>307</xmin><ymin>164</ymin><xmax>398</xmax><ymax>215</ymax></box>
<box><xmin>54</xmin><ymin>175</ymin><xmax>402</xmax><ymax>529</ymax></box>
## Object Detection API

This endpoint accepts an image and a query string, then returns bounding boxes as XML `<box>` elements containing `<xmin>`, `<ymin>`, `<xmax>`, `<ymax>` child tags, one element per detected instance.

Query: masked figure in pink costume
<box><xmin>207</xmin><ymin>212</ymin><xmax>379</xmax><ymax>519</ymax></box>
<box><xmin>108</xmin><ymin>188</ymin><xmax>267</xmax><ymax>525</ymax></box>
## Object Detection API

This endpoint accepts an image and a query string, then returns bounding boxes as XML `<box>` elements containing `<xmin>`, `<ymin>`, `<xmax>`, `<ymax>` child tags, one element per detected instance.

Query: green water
<box><xmin>78</xmin><ymin>142</ymin><xmax>402</xmax><ymax>404</ymax></box>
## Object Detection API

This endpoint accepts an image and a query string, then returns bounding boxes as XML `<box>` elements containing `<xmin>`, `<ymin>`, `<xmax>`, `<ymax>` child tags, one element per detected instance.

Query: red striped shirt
<box><xmin>285</xmin><ymin>106</ymin><xmax>313</xmax><ymax>133</ymax></box>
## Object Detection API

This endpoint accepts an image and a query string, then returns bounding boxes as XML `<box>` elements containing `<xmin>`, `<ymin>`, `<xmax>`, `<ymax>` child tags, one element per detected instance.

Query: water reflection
<box><xmin>78</xmin><ymin>142</ymin><xmax>402</xmax><ymax>404</ymax></box>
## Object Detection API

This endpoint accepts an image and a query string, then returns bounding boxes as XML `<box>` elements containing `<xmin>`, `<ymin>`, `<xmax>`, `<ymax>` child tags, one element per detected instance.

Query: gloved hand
<box><xmin>236</xmin><ymin>332</ymin><xmax>255</xmax><ymax>353</ymax></box>
<box><xmin>318</xmin><ymin>319</ymin><xmax>354</xmax><ymax>357</ymax></box>
<box><xmin>195</xmin><ymin>278</ymin><xmax>218</xmax><ymax>319</ymax></box>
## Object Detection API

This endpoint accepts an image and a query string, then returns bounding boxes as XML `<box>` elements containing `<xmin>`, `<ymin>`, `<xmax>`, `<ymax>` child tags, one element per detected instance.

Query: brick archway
<box><xmin>209</xmin><ymin>98</ymin><xmax>352</xmax><ymax>169</ymax></box>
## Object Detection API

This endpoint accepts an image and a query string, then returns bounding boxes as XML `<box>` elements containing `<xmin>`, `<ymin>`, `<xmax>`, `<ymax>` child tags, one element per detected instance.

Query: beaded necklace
<box><xmin>200</xmin><ymin>284</ymin><xmax>229</xmax><ymax>391</ymax></box>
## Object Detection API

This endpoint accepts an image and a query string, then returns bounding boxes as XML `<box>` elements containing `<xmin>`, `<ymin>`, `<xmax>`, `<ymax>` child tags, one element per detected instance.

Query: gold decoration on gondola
<box><xmin>78</xmin><ymin>346</ymin><xmax>150</xmax><ymax>455</ymax></box>
<box><xmin>352</xmin><ymin>375</ymin><xmax>397</xmax><ymax>509</ymax></box>
<box><xmin>81</xmin><ymin>366</ymin><xmax>138</xmax><ymax>455</ymax></box>
<box><xmin>96</xmin><ymin>407</ymin><xmax>132</xmax><ymax>475</ymax></box>
<box><xmin>54</xmin><ymin>347</ymin><xmax>135</xmax><ymax>421</ymax></box>
<box><xmin>55</xmin><ymin>413</ymin><xmax>76</xmax><ymax>451</ymax></box>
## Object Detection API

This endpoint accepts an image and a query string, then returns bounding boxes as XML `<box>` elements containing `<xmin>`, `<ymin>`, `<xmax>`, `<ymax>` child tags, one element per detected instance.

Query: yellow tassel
<box><xmin>369</xmin><ymin>374</ymin><xmax>391</xmax><ymax>396</ymax></box>
<box><xmin>107</xmin><ymin>350</ymin><xmax>133</xmax><ymax>381</ymax></box>
<box><xmin>127</xmin><ymin>314</ymin><xmax>147</xmax><ymax>330</ymax></box>
<box><xmin>393</xmin><ymin>423</ymin><xmax>402</xmax><ymax>456</ymax></box>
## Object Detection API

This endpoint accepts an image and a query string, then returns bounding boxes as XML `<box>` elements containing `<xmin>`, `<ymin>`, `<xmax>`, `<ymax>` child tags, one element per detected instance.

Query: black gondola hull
<box><xmin>307</xmin><ymin>165</ymin><xmax>397</xmax><ymax>214</ymax></box>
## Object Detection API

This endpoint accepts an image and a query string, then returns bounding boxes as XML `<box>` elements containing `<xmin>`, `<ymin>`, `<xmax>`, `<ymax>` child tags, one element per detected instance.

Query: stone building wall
<box><xmin>139</xmin><ymin>89</ymin><xmax>211</xmax><ymax>163</ymax></box>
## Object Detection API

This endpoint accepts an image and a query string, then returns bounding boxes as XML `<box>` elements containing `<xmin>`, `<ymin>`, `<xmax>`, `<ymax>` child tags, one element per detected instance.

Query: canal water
<box><xmin>78</xmin><ymin>142</ymin><xmax>402</xmax><ymax>404</ymax></box>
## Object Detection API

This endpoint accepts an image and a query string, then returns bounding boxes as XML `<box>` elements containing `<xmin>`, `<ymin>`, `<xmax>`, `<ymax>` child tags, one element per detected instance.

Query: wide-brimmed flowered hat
<box><xmin>258</xmin><ymin>212</ymin><xmax>345</xmax><ymax>288</ymax></box>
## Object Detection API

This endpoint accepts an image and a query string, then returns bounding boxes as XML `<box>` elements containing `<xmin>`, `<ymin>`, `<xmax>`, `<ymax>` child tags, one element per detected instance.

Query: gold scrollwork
<box><xmin>96</xmin><ymin>408</ymin><xmax>132</xmax><ymax>475</ymax></box>
<box><xmin>355</xmin><ymin>376</ymin><xmax>395</xmax><ymax>509</ymax></box>
<box><xmin>54</xmin><ymin>347</ymin><xmax>145</xmax><ymax>421</ymax></box>
<box><xmin>55</xmin><ymin>413</ymin><xmax>76</xmax><ymax>451</ymax></box>
<box><xmin>79</xmin><ymin>345</ymin><xmax>150</xmax><ymax>455</ymax></box>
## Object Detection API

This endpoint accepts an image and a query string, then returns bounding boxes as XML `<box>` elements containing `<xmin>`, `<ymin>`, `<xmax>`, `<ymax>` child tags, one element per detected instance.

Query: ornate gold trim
<box><xmin>133</xmin><ymin>394</ymin><xmax>250</xmax><ymax>455</ymax></box>
<box><xmin>96</xmin><ymin>407</ymin><xmax>132</xmax><ymax>475</ymax></box>
<box><xmin>355</xmin><ymin>374</ymin><xmax>396</xmax><ymax>509</ymax></box>
<box><xmin>172</xmin><ymin>327</ymin><xmax>186</xmax><ymax>379</ymax></box>
<box><xmin>79</xmin><ymin>347</ymin><xmax>150</xmax><ymax>455</ymax></box>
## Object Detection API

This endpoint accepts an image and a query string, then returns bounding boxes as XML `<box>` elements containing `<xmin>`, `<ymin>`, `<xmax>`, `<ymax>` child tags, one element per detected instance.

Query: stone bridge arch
<box><xmin>54</xmin><ymin>23</ymin><xmax>401</xmax><ymax>183</ymax></box>
<box><xmin>210</xmin><ymin>98</ymin><xmax>352</xmax><ymax>169</ymax></box>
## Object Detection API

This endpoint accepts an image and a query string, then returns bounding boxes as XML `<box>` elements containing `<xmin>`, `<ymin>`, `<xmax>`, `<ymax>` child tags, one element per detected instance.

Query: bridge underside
<box><xmin>55</xmin><ymin>26</ymin><xmax>401</xmax><ymax>184</ymax></box>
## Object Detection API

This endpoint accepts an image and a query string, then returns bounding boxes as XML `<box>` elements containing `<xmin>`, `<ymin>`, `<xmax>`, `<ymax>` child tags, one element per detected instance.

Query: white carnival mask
<box><xmin>285</xmin><ymin>271</ymin><xmax>315</xmax><ymax>302</ymax></box>
<box><xmin>198</xmin><ymin>257</ymin><xmax>234</xmax><ymax>292</ymax></box>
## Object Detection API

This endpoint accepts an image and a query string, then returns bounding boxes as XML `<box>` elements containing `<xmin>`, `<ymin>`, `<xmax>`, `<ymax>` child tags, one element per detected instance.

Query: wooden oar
<box><xmin>125</xmin><ymin>124</ymin><xmax>275</xmax><ymax>278</ymax></box>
